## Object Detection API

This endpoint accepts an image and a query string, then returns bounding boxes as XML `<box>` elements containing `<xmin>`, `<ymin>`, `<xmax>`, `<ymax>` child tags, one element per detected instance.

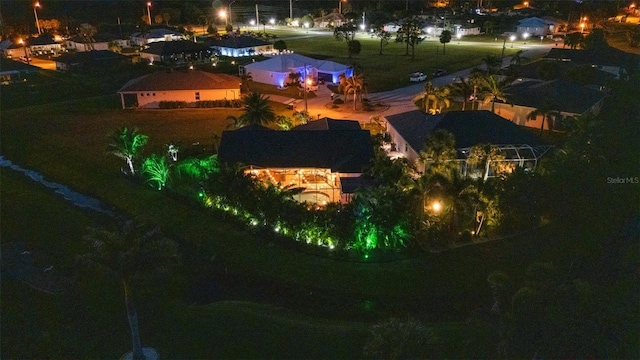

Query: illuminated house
<box><xmin>130</xmin><ymin>28</ymin><xmax>184</xmax><ymax>46</ymax></box>
<box><xmin>117</xmin><ymin>69</ymin><xmax>241</xmax><ymax>109</ymax></box>
<box><xmin>205</xmin><ymin>36</ymin><xmax>273</xmax><ymax>57</ymax></box>
<box><xmin>138</xmin><ymin>40</ymin><xmax>210</xmax><ymax>64</ymax></box>
<box><xmin>217</xmin><ymin>119</ymin><xmax>374</xmax><ymax>205</ymax></box>
<box><xmin>240</xmin><ymin>53</ymin><xmax>352</xmax><ymax>88</ymax></box>
<box><xmin>384</xmin><ymin>110</ymin><xmax>551</xmax><ymax>178</ymax></box>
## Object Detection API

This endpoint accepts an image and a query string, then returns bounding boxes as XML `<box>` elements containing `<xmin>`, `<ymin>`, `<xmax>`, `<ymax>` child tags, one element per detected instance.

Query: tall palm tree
<box><xmin>481</xmin><ymin>54</ymin><xmax>502</xmax><ymax>74</ymax></box>
<box><xmin>449</xmin><ymin>78</ymin><xmax>474</xmax><ymax>111</ymax></box>
<box><xmin>480</xmin><ymin>75</ymin><xmax>511</xmax><ymax>113</ymax></box>
<box><xmin>107</xmin><ymin>127</ymin><xmax>149</xmax><ymax>175</ymax></box>
<box><xmin>236</xmin><ymin>91</ymin><xmax>276</xmax><ymax>127</ymax></box>
<box><xmin>527</xmin><ymin>103</ymin><xmax>561</xmax><ymax>136</ymax></box>
<box><xmin>80</xmin><ymin>222</ymin><xmax>178</xmax><ymax>360</ymax></box>
<box><xmin>411</xmin><ymin>81</ymin><xmax>433</xmax><ymax>112</ymax></box>
<box><xmin>468</xmin><ymin>68</ymin><xmax>485</xmax><ymax>110</ymax></box>
<box><xmin>341</xmin><ymin>74</ymin><xmax>366</xmax><ymax>110</ymax></box>
<box><xmin>428</xmin><ymin>86</ymin><xmax>452</xmax><ymax>114</ymax></box>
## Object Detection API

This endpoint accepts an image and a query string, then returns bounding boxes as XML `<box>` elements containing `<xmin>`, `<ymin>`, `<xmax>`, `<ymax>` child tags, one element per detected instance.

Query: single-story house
<box><xmin>313</xmin><ymin>11</ymin><xmax>347</xmax><ymax>28</ymax></box>
<box><xmin>0</xmin><ymin>40</ymin><xmax>30</xmax><ymax>59</ymax></box>
<box><xmin>0</xmin><ymin>58</ymin><xmax>40</xmax><ymax>84</ymax></box>
<box><xmin>205</xmin><ymin>35</ymin><xmax>273</xmax><ymax>57</ymax></box>
<box><xmin>383</xmin><ymin>110</ymin><xmax>550</xmax><ymax>177</ymax></box>
<box><xmin>452</xmin><ymin>23</ymin><xmax>481</xmax><ymax>36</ymax></box>
<box><xmin>117</xmin><ymin>69</ymin><xmax>241</xmax><ymax>109</ymax></box>
<box><xmin>477</xmin><ymin>79</ymin><xmax>606</xmax><ymax>131</ymax></box>
<box><xmin>217</xmin><ymin>119</ymin><xmax>374</xmax><ymax>205</ymax></box>
<box><xmin>27</xmin><ymin>36</ymin><xmax>63</xmax><ymax>56</ymax></box>
<box><xmin>139</xmin><ymin>40</ymin><xmax>210</xmax><ymax>64</ymax></box>
<box><xmin>516</xmin><ymin>17</ymin><xmax>565</xmax><ymax>36</ymax></box>
<box><xmin>54</xmin><ymin>50</ymin><xmax>130</xmax><ymax>72</ymax></box>
<box><xmin>65</xmin><ymin>33</ymin><xmax>129</xmax><ymax>52</ymax></box>
<box><xmin>130</xmin><ymin>28</ymin><xmax>184</xmax><ymax>46</ymax></box>
<box><xmin>240</xmin><ymin>53</ymin><xmax>352</xmax><ymax>87</ymax></box>
<box><xmin>543</xmin><ymin>47</ymin><xmax>639</xmax><ymax>78</ymax></box>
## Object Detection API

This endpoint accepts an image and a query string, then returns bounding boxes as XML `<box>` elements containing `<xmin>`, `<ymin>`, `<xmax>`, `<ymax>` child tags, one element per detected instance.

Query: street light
<box><xmin>431</xmin><ymin>201</ymin><xmax>442</xmax><ymax>213</ymax></box>
<box><xmin>339</xmin><ymin>0</ymin><xmax>347</xmax><ymax>14</ymax></box>
<box><xmin>269</xmin><ymin>18</ymin><xmax>275</xmax><ymax>25</ymax></box>
<box><xmin>510</xmin><ymin>34</ymin><xmax>516</xmax><ymax>48</ymax></box>
<box><xmin>523</xmin><ymin>32</ymin><xmax>529</xmax><ymax>44</ymax></box>
<box><xmin>457</xmin><ymin>33</ymin><xmax>462</xmax><ymax>44</ymax></box>
<box><xmin>219</xmin><ymin>9</ymin><xmax>228</xmax><ymax>25</ymax></box>
<box><xmin>34</xmin><ymin>2</ymin><xmax>42</xmax><ymax>35</ymax></box>
<box><xmin>18</xmin><ymin>39</ymin><xmax>30</xmax><ymax>65</ymax></box>
<box><xmin>146</xmin><ymin>2</ymin><xmax>152</xmax><ymax>25</ymax></box>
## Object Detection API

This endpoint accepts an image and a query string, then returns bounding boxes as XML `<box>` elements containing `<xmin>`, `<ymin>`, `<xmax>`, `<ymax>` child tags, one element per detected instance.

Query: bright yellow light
<box><xmin>432</xmin><ymin>201</ymin><xmax>442</xmax><ymax>212</ymax></box>
<box><xmin>147</xmin><ymin>2</ymin><xmax>151</xmax><ymax>6</ymax></box>
<box><xmin>35</xmin><ymin>2</ymin><xmax>40</xmax><ymax>8</ymax></box>
<box><xmin>583</xmin><ymin>16</ymin><xmax>587</xmax><ymax>21</ymax></box>
<box><xmin>306</xmin><ymin>79</ymin><xmax>312</xmax><ymax>85</ymax></box>
<box><xmin>219</xmin><ymin>9</ymin><xmax>227</xmax><ymax>18</ymax></box>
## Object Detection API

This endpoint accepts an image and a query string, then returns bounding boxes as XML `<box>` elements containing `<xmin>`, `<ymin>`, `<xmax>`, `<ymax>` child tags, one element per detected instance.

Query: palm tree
<box><xmin>80</xmin><ymin>221</ymin><xmax>178</xmax><ymax>360</ymax></box>
<box><xmin>411</xmin><ymin>81</ymin><xmax>433</xmax><ymax>112</ymax></box>
<box><xmin>241</xmin><ymin>72</ymin><xmax>253</xmax><ymax>91</ymax></box>
<box><xmin>141</xmin><ymin>154</ymin><xmax>170</xmax><ymax>190</ymax></box>
<box><xmin>107</xmin><ymin>127</ymin><xmax>149</xmax><ymax>175</ymax></box>
<box><xmin>427</xmin><ymin>86</ymin><xmax>452</xmax><ymax>114</ymax></box>
<box><xmin>481</xmin><ymin>54</ymin><xmax>502</xmax><ymax>74</ymax></box>
<box><xmin>527</xmin><ymin>103</ymin><xmax>561</xmax><ymax>136</ymax></box>
<box><xmin>341</xmin><ymin>74</ymin><xmax>366</xmax><ymax>110</ymax></box>
<box><xmin>480</xmin><ymin>75</ymin><xmax>511</xmax><ymax>113</ymax></box>
<box><xmin>468</xmin><ymin>68</ymin><xmax>485</xmax><ymax>110</ymax></box>
<box><xmin>234</xmin><ymin>91</ymin><xmax>276</xmax><ymax>127</ymax></box>
<box><xmin>449</xmin><ymin>78</ymin><xmax>473</xmax><ymax>111</ymax></box>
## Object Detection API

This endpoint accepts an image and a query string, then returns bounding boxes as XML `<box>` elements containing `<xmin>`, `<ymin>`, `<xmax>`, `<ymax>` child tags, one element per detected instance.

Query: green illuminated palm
<box><xmin>107</xmin><ymin>127</ymin><xmax>149</xmax><ymax>175</ymax></box>
<box><xmin>142</xmin><ymin>154</ymin><xmax>170</xmax><ymax>190</ymax></box>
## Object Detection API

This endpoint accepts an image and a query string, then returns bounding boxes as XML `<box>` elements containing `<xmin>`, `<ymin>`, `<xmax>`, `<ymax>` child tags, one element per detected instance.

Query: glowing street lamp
<box><xmin>457</xmin><ymin>33</ymin><xmax>462</xmax><ymax>44</ymax></box>
<box><xmin>339</xmin><ymin>0</ymin><xmax>347</xmax><ymax>14</ymax></box>
<box><xmin>510</xmin><ymin>34</ymin><xmax>516</xmax><ymax>48</ymax></box>
<box><xmin>34</xmin><ymin>2</ymin><xmax>42</xmax><ymax>35</ymax></box>
<box><xmin>18</xmin><ymin>39</ymin><xmax>30</xmax><ymax>65</ymax></box>
<box><xmin>146</xmin><ymin>2</ymin><xmax>152</xmax><ymax>25</ymax></box>
<box><xmin>219</xmin><ymin>9</ymin><xmax>228</xmax><ymax>25</ymax></box>
<box><xmin>523</xmin><ymin>32</ymin><xmax>529</xmax><ymax>44</ymax></box>
<box><xmin>269</xmin><ymin>18</ymin><xmax>275</xmax><ymax>25</ymax></box>
<box><xmin>250</xmin><ymin>19</ymin><xmax>255</xmax><ymax>26</ymax></box>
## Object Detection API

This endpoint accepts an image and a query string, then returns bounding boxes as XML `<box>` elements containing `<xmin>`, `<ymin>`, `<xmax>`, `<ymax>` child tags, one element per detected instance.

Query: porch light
<box><xmin>432</xmin><ymin>201</ymin><xmax>442</xmax><ymax>213</ymax></box>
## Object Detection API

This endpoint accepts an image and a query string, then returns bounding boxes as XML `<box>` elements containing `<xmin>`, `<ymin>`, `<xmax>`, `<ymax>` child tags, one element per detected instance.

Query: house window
<box><xmin>195</xmin><ymin>92</ymin><xmax>200</xmax><ymax>101</ymax></box>
<box><xmin>141</xmin><ymin>93</ymin><xmax>145</xmax><ymax>96</ymax></box>
<box><xmin>146</xmin><ymin>93</ymin><xmax>150</xmax><ymax>96</ymax></box>
<box><xmin>153</xmin><ymin>93</ymin><xmax>156</xmax><ymax>96</ymax></box>
<box><xmin>405</xmin><ymin>144</ymin><xmax>408</xmax><ymax>152</ymax></box>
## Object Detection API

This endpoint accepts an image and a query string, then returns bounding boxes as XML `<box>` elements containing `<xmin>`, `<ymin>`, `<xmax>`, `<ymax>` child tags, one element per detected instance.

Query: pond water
<box><xmin>0</xmin><ymin>156</ymin><xmax>121</xmax><ymax>219</ymax></box>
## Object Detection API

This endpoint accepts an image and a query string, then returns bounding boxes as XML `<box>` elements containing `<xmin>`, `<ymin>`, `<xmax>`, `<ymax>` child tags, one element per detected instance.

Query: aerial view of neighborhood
<box><xmin>1</xmin><ymin>0</ymin><xmax>638</xmax><ymax>358</ymax></box>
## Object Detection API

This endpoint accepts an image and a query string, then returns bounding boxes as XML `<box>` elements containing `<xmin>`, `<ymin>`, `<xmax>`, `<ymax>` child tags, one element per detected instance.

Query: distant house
<box><xmin>313</xmin><ymin>11</ymin><xmax>347</xmax><ymax>28</ymax></box>
<box><xmin>117</xmin><ymin>69</ymin><xmax>241</xmax><ymax>109</ymax></box>
<box><xmin>205</xmin><ymin>36</ymin><xmax>273</xmax><ymax>57</ymax></box>
<box><xmin>452</xmin><ymin>23</ymin><xmax>481</xmax><ymax>36</ymax></box>
<box><xmin>27</xmin><ymin>36</ymin><xmax>63</xmax><ymax>55</ymax></box>
<box><xmin>241</xmin><ymin>53</ymin><xmax>352</xmax><ymax>88</ymax></box>
<box><xmin>542</xmin><ymin>47</ymin><xmax>639</xmax><ymax>78</ymax></box>
<box><xmin>139</xmin><ymin>40</ymin><xmax>210</xmax><ymax>64</ymax></box>
<box><xmin>383</xmin><ymin>110</ymin><xmax>550</xmax><ymax>177</ymax></box>
<box><xmin>65</xmin><ymin>33</ymin><xmax>129</xmax><ymax>52</ymax></box>
<box><xmin>516</xmin><ymin>17</ymin><xmax>565</xmax><ymax>36</ymax></box>
<box><xmin>477</xmin><ymin>79</ymin><xmax>606</xmax><ymax>131</ymax></box>
<box><xmin>217</xmin><ymin>119</ymin><xmax>374</xmax><ymax>205</ymax></box>
<box><xmin>0</xmin><ymin>58</ymin><xmax>40</xmax><ymax>84</ymax></box>
<box><xmin>0</xmin><ymin>40</ymin><xmax>29</xmax><ymax>59</ymax></box>
<box><xmin>130</xmin><ymin>28</ymin><xmax>184</xmax><ymax>46</ymax></box>
<box><xmin>54</xmin><ymin>50</ymin><xmax>129</xmax><ymax>72</ymax></box>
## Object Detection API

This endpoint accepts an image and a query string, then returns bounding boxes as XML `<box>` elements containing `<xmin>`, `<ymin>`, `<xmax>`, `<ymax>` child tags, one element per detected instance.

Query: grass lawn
<box><xmin>282</xmin><ymin>31</ymin><xmax>523</xmax><ymax>92</ymax></box>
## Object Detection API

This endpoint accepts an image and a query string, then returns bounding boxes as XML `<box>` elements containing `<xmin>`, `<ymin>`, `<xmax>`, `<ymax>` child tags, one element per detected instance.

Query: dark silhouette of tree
<box><xmin>334</xmin><ymin>22</ymin><xmax>358</xmax><ymax>58</ymax></box>
<box><xmin>396</xmin><ymin>16</ymin><xmax>425</xmax><ymax>59</ymax></box>
<box><xmin>372</xmin><ymin>25</ymin><xmax>392</xmax><ymax>55</ymax></box>
<box><xmin>440</xmin><ymin>30</ymin><xmax>452</xmax><ymax>55</ymax></box>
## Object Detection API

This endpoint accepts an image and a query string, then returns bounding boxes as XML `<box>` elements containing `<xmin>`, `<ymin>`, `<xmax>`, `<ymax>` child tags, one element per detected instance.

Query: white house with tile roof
<box><xmin>117</xmin><ymin>69</ymin><xmax>241</xmax><ymax>109</ymax></box>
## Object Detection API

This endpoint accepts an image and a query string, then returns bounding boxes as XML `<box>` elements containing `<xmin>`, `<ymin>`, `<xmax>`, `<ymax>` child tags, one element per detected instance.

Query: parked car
<box><xmin>409</xmin><ymin>72</ymin><xmax>427</xmax><ymax>82</ymax></box>
<box><xmin>433</xmin><ymin>69</ymin><xmax>447</xmax><ymax>77</ymax></box>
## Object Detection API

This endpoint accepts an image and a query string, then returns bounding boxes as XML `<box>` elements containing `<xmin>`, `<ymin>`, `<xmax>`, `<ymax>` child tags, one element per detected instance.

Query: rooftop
<box><xmin>118</xmin><ymin>70</ymin><xmax>241</xmax><ymax>92</ymax></box>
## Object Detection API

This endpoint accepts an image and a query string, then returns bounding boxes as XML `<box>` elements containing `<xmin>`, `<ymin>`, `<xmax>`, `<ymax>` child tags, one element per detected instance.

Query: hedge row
<box><xmin>158</xmin><ymin>100</ymin><xmax>243</xmax><ymax>109</ymax></box>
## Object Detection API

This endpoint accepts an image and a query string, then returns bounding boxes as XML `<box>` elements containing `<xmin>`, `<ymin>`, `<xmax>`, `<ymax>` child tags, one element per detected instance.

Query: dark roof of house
<box><xmin>512</xmin><ymin>61</ymin><xmax>615</xmax><ymax>86</ymax></box>
<box><xmin>385</xmin><ymin>110</ymin><xmax>544</xmax><ymax>153</ymax></box>
<box><xmin>55</xmin><ymin>50</ymin><xmax>128</xmax><ymax>64</ymax></box>
<box><xmin>292</xmin><ymin>118</ymin><xmax>361</xmax><ymax>131</ymax></box>
<box><xmin>141</xmin><ymin>40</ymin><xmax>209</xmax><ymax>56</ymax></box>
<box><xmin>218</xmin><ymin>128</ymin><xmax>374</xmax><ymax>173</ymax></box>
<box><xmin>0</xmin><ymin>58</ymin><xmax>40</xmax><ymax>72</ymax></box>
<box><xmin>27</xmin><ymin>36</ymin><xmax>58</xmax><ymax>46</ymax></box>
<box><xmin>67</xmin><ymin>33</ymin><xmax>124</xmax><ymax>43</ymax></box>
<box><xmin>205</xmin><ymin>36</ymin><xmax>270</xmax><ymax>49</ymax></box>
<box><xmin>118</xmin><ymin>70</ymin><xmax>241</xmax><ymax>92</ymax></box>
<box><xmin>505</xmin><ymin>79</ymin><xmax>605</xmax><ymax>114</ymax></box>
<box><xmin>543</xmin><ymin>47</ymin><xmax>639</xmax><ymax>68</ymax></box>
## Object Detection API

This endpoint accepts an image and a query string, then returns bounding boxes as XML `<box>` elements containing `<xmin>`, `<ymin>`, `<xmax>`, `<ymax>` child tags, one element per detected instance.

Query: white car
<box><xmin>409</xmin><ymin>72</ymin><xmax>427</xmax><ymax>82</ymax></box>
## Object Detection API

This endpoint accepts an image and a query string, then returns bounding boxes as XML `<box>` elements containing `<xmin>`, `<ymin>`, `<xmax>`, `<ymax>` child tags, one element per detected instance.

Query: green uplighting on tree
<box><xmin>142</xmin><ymin>154</ymin><xmax>170</xmax><ymax>190</ymax></box>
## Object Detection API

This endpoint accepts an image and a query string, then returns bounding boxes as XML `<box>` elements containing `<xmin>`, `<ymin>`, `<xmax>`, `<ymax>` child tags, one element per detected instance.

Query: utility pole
<box><xmin>304</xmin><ymin>64</ymin><xmax>308</xmax><ymax>113</ymax></box>
<box><xmin>290</xmin><ymin>0</ymin><xmax>293</xmax><ymax>20</ymax></box>
<box><xmin>255</xmin><ymin>4</ymin><xmax>259</xmax><ymax>27</ymax></box>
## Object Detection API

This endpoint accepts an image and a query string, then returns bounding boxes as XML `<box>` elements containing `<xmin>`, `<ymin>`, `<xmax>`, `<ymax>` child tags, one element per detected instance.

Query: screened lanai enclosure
<box><xmin>457</xmin><ymin>144</ymin><xmax>554</xmax><ymax>179</ymax></box>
